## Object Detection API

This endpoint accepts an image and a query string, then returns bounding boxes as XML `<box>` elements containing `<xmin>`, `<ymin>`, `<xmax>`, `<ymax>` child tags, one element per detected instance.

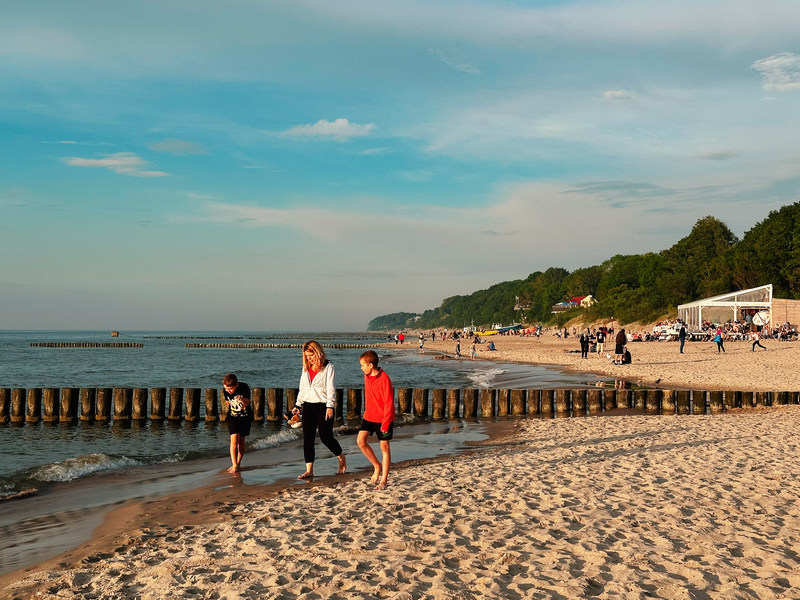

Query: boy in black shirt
<box><xmin>223</xmin><ymin>373</ymin><xmax>253</xmax><ymax>473</ymax></box>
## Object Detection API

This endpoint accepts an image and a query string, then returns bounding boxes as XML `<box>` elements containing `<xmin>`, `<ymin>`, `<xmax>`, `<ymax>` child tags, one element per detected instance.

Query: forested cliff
<box><xmin>368</xmin><ymin>202</ymin><xmax>800</xmax><ymax>331</ymax></box>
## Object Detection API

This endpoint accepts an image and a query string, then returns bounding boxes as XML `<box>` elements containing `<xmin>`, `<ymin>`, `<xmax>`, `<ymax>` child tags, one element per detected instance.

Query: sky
<box><xmin>2</xmin><ymin>0</ymin><xmax>800</xmax><ymax>331</ymax></box>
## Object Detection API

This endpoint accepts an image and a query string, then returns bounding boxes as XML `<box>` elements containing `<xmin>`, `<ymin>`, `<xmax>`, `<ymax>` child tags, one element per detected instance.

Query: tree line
<box><xmin>368</xmin><ymin>202</ymin><xmax>800</xmax><ymax>331</ymax></box>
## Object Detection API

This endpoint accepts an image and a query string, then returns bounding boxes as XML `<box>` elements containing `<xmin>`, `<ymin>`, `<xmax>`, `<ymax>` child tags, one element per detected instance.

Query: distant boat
<box><xmin>111</xmin><ymin>331</ymin><xmax>120</xmax><ymax>337</ymax></box>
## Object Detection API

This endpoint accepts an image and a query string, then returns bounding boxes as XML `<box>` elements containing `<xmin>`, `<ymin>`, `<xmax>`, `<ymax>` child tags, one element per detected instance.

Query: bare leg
<box><xmin>227</xmin><ymin>434</ymin><xmax>241</xmax><ymax>473</ymax></box>
<box><xmin>337</xmin><ymin>453</ymin><xmax>347</xmax><ymax>474</ymax></box>
<box><xmin>357</xmin><ymin>431</ymin><xmax>381</xmax><ymax>483</ymax></box>
<box><xmin>298</xmin><ymin>462</ymin><xmax>314</xmax><ymax>479</ymax></box>
<box><xmin>376</xmin><ymin>440</ymin><xmax>391</xmax><ymax>489</ymax></box>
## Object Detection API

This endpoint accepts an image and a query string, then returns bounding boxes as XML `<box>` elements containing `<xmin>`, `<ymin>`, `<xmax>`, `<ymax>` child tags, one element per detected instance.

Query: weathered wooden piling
<box><xmin>675</xmin><ymin>390</ymin><xmax>690</xmax><ymax>415</ymax></box>
<box><xmin>774</xmin><ymin>391</ymin><xmax>789</xmax><ymax>406</ymax></box>
<box><xmin>480</xmin><ymin>389</ymin><xmax>495</xmax><ymax>418</ymax></box>
<box><xmin>60</xmin><ymin>388</ymin><xmax>78</xmax><ymax>423</ymax></box>
<box><xmin>413</xmin><ymin>388</ymin><xmax>429</xmax><ymax>418</ymax></box>
<box><xmin>646</xmin><ymin>389</ymin><xmax>662</xmax><ymax>414</ymax></box>
<box><xmin>495</xmin><ymin>389</ymin><xmax>509</xmax><ymax>417</ymax></box>
<box><xmin>96</xmin><ymin>388</ymin><xmax>112</xmax><ymax>421</ymax></box>
<box><xmin>168</xmin><ymin>388</ymin><xmax>183</xmax><ymax>421</ymax></box>
<box><xmin>587</xmin><ymin>389</ymin><xmax>602</xmax><ymax>414</ymax></box>
<box><xmin>431</xmin><ymin>388</ymin><xmax>446</xmax><ymax>420</ymax></box>
<box><xmin>397</xmin><ymin>388</ymin><xmax>412</xmax><ymax>415</ymax></box>
<box><xmin>11</xmin><ymin>389</ymin><xmax>25</xmax><ymax>423</ymax></box>
<box><xmin>347</xmin><ymin>388</ymin><xmax>363</xmax><ymax>421</ymax></box>
<box><xmin>634</xmin><ymin>389</ymin><xmax>646</xmax><ymax>411</ymax></box>
<box><xmin>0</xmin><ymin>388</ymin><xmax>9</xmax><ymax>423</ymax></box>
<box><xmin>334</xmin><ymin>388</ymin><xmax>344</xmax><ymax>422</ymax></box>
<box><xmin>555</xmin><ymin>389</ymin><xmax>570</xmax><ymax>416</ymax></box>
<box><xmin>80</xmin><ymin>388</ymin><xmax>96</xmax><ymax>422</ymax></box>
<box><xmin>285</xmin><ymin>388</ymin><xmax>299</xmax><ymax>414</ymax></box>
<box><xmin>204</xmin><ymin>388</ymin><xmax>218</xmax><ymax>421</ymax></box>
<box><xmin>661</xmin><ymin>389</ymin><xmax>675</xmax><ymax>415</ymax></box>
<box><xmin>572</xmin><ymin>389</ymin><xmax>587</xmax><ymax>415</ymax></box>
<box><xmin>463</xmin><ymin>388</ymin><xmax>478</xmax><ymax>417</ymax></box>
<box><xmin>185</xmin><ymin>388</ymin><xmax>200</xmax><ymax>421</ymax></box>
<box><xmin>526</xmin><ymin>389</ymin><xmax>541</xmax><ymax>415</ymax></box>
<box><xmin>267</xmin><ymin>388</ymin><xmax>283</xmax><ymax>422</ymax></box>
<box><xmin>131</xmin><ymin>388</ymin><xmax>148</xmax><ymax>420</ymax></box>
<box><xmin>43</xmin><ymin>388</ymin><xmax>60</xmax><ymax>423</ymax></box>
<box><xmin>150</xmin><ymin>388</ymin><xmax>166</xmax><ymax>421</ymax></box>
<box><xmin>114</xmin><ymin>388</ymin><xmax>132</xmax><ymax>421</ymax></box>
<box><xmin>540</xmin><ymin>390</ymin><xmax>554</xmax><ymax>416</ymax></box>
<box><xmin>692</xmin><ymin>390</ymin><xmax>707</xmax><ymax>415</ymax></box>
<box><xmin>740</xmin><ymin>391</ymin><xmax>754</xmax><ymax>409</ymax></box>
<box><xmin>709</xmin><ymin>390</ymin><xmax>724</xmax><ymax>413</ymax></box>
<box><xmin>511</xmin><ymin>389</ymin><xmax>526</xmax><ymax>415</ymax></box>
<box><xmin>26</xmin><ymin>388</ymin><xmax>42</xmax><ymax>423</ymax></box>
<box><xmin>754</xmin><ymin>391</ymin><xmax>768</xmax><ymax>408</ymax></box>
<box><xmin>447</xmin><ymin>389</ymin><xmax>461</xmax><ymax>419</ymax></box>
<box><xmin>251</xmin><ymin>387</ymin><xmax>265</xmax><ymax>422</ymax></box>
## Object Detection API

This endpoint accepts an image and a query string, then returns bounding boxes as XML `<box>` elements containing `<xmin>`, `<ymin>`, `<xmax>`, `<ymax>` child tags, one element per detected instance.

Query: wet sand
<box><xmin>4</xmin><ymin>408</ymin><xmax>800</xmax><ymax>599</ymax></box>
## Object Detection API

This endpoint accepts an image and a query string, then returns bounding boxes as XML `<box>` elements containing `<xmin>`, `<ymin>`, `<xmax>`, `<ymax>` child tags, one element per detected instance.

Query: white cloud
<box><xmin>278</xmin><ymin>118</ymin><xmax>376</xmax><ymax>141</ymax></box>
<box><xmin>148</xmin><ymin>138</ymin><xmax>207</xmax><ymax>155</ymax></box>
<box><xmin>752</xmin><ymin>52</ymin><xmax>800</xmax><ymax>91</ymax></box>
<box><xmin>601</xmin><ymin>90</ymin><xmax>637</xmax><ymax>102</ymax></box>
<box><xmin>429</xmin><ymin>48</ymin><xmax>481</xmax><ymax>74</ymax></box>
<box><xmin>695</xmin><ymin>150</ymin><xmax>740</xmax><ymax>161</ymax></box>
<box><xmin>359</xmin><ymin>147</ymin><xmax>392</xmax><ymax>156</ymax></box>
<box><xmin>61</xmin><ymin>153</ymin><xmax>168</xmax><ymax>177</ymax></box>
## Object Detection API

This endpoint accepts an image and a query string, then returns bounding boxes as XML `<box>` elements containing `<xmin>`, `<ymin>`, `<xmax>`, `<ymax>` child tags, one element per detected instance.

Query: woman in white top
<box><xmin>291</xmin><ymin>340</ymin><xmax>346</xmax><ymax>479</ymax></box>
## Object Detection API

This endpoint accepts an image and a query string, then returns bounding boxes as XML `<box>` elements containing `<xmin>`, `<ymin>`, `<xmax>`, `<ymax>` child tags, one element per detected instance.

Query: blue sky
<box><xmin>2</xmin><ymin>0</ymin><xmax>799</xmax><ymax>330</ymax></box>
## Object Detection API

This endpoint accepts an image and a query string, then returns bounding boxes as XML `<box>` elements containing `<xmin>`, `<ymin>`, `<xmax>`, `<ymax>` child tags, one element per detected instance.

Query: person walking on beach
<box><xmin>291</xmin><ymin>340</ymin><xmax>346</xmax><ymax>479</ymax></box>
<box><xmin>579</xmin><ymin>329</ymin><xmax>590</xmax><ymax>359</ymax></box>
<box><xmin>752</xmin><ymin>329</ymin><xmax>766</xmax><ymax>351</ymax></box>
<box><xmin>714</xmin><ymin>327</ymin><xmax>726</xmax><ymax>353</ymax></box>
<box><xmin>222</xmin><ymin>373</ymin><xmax>253</xmax><ymax>474</ymax></box>
<box><xmin>357</xmin><ymin>350</ymin><xmax>394</xmax><ymax>489</ymax></box>
<box><xmin>614</xmin><ymin>329</ymin><xmax>627</xmax><ymax>365</ymax></box>
<box><xmin>470</xmin><ymin>340</ymin><xmax>477</xmax><ymax>360</ymax></box>
<box><xmin>596</xmin><ymin>328</ymin><xmax>605</xmax><ymax>356</ymax></box>
<box><xmin>679</xmin><ymin>324</ymin><xmax>687</xmax><ymax>354</ymax></box>
<box><xmin>418</xmin><ymin>334</ymin><xmax>425</xmax><ymax>354</ymax></box>
<box><xmin>455</xmin><ymin>339</ymin><xmax>461</xmax><ymax>358</ymax></box>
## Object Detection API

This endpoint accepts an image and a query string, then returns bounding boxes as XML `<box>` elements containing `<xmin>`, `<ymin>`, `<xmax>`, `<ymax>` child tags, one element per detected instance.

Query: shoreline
<box><xmin>410</xmin><ymin>334</ymin><xmax>800</xmax><ymax>391</ymax></box>
<box><xmin>0</xmin><ymin>419</ymin><xmax>513</xmax><ymax>591</ymax></box>
<box><xmin>5</xmin><ymin>408</ymin><xmax>800</xmax><ymax>598</ymax></box>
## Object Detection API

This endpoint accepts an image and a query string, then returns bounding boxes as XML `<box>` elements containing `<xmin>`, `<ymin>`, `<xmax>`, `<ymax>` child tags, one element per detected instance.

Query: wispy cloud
<box><xmin>601</xmin><ymin>89</ymin><xmax>636</xmax><ymax>102</ymax></box>
<box><xmin>752</xmin><ymin>52</ymin><xmax>800</xmax><ymax>92</ymax></box>
<box><xmin>148</xmin><ymin>138</ymin><xmax>207</xmax><ymax>155</ymax></box>
<box><xmin>429</xmin><ymin>48</ymin><xmax>481</xmax><ymax>74</ymax></box>
<box><xmin>277</xmin><ymin>118</ymin><xmax>376</xmax><ymax>141</ymax></box>
<box><xmin>61</xmin><ymin>153</ymin><xmax>168</xmax><ymax>177</ymax></box>
<box><xmin>695</xmin><ymin>150</ymin><xmax>740</xmax><ymax>161</ymax></box>
<box><xmin>359</xmin><ymin>147</ymin><xmax>392</xmax><ymax>156</ymax></box>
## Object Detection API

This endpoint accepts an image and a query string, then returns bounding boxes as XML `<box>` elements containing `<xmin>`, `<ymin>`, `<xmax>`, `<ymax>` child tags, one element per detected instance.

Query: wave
<box><xmin>29</xmin><ymin>453</ymin><xmax>183</xmax><ymax>483</ymax></box>
<box><xmin>466</xmin><ymin>366</ymin><xmax>505</xmax><ymax>388</ymax></box>
<box><xmin>249</xmin><ymin>429</ymin><xmax>299</xmax><ymax>450</ymax></box>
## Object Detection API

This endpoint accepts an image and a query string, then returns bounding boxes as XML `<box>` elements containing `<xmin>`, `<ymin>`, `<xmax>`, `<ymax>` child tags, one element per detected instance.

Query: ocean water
<box><xmin>0</xmin><ymin>330</ymin><xmax>610</xmax><ymax>499</ymax></box>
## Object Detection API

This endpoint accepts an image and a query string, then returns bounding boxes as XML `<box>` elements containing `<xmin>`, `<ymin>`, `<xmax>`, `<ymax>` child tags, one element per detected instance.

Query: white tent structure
<box><xmin>678</xmin><ymin>284</ymin><xmax>773</xmax><ymax>330</ymax></box>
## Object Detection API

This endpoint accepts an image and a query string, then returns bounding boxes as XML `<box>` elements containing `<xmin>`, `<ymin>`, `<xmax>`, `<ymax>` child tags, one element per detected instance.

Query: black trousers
<box><xmin>301</xmin><ymin>402</ymin><xmax>342</xmax><ymax>464</ymax></box>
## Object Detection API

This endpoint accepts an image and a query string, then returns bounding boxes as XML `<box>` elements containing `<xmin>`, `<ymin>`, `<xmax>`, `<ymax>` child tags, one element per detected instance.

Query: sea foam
<box><xmin>31</xmin><ymin>453</ymin><xmax>143</xmax><ymax>483</ymax></box>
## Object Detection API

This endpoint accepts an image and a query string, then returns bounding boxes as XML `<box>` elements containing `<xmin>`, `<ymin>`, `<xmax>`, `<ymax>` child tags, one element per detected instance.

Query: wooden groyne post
<box><xmin>60</xmin><ymin>388</ymin><xmax>79</xmax><ymax>423</ymax></box>
<box><xmin>347</xmin><ymin>388</ymin><xmax>363</xmax><ymax>422</ymax></box>
<box><xmin>205</xmin><ymin>388</ymin><xmax>218</xmax><ymax>421</ymax></box>
<box><xmin>0</xmin><ymin>388</ymin><xmax>9</xmax><ymax>424</ymax></box>
<box><xmin>151</xmin><ymin>388</ymin><xmax>166</xmax><ymax>421</ymax></box>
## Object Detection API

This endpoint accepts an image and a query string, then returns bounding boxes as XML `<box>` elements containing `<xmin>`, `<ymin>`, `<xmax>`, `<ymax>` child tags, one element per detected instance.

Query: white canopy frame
<box><xmin>677</xmin><ymin>284</ymin><xmax>773</xmax><ymax>330</ymax></box>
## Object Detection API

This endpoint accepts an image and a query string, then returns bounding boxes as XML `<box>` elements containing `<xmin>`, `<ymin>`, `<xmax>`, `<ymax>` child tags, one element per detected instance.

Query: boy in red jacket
<box><xmin>357</xmin><ymin>350</ymin><xmax>395</xmax><ymax>489</ymax></box>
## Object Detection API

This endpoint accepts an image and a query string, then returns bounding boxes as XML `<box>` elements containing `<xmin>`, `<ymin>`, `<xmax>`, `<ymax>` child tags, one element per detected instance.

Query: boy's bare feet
<box><xmin>370</xmin><ymin>468</ymin><xmax>381</xmax><ymax>484</ymax></box>
<box><xmin>226</xmin><ymin>466</ymin><xmax>239</xmax><ymax>474</ymax></box>
<box><xmin>337</xmin><ymin>455</ymin><xmax>347</xmax><ymax>474</ymax></box>
<box><xmin>298</xmin><ymin>471</ymin><xmax>313</xmax><ymax>480</ymax></box>
<box><xmin>375</xmin><ymin>480</ymin><xmax>388</xmax><ymax>490</ymax></box>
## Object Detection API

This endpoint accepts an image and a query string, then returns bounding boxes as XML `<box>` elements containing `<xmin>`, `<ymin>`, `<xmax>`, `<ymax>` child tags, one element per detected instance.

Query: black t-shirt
<box><xmin>224</xmin><ymin>382</ymin><xmax>252</xmax><ymax>418</ymax></box>
<box><xmin>596</xmin><ymin>332</ymin><xmax>605</xmax><ymax>343</ymax></box>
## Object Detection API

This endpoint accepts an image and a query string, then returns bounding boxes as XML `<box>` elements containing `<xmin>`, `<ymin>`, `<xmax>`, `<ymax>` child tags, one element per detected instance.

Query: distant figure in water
<box><xmin>222</xmin><ymin>373</ymin><xmax>253</xmax><ymax>473</ymax></box>
<box><xmin>291</xmin><ymin>340</ymin><xmax>346</xmax><ymax>480</ymax></box>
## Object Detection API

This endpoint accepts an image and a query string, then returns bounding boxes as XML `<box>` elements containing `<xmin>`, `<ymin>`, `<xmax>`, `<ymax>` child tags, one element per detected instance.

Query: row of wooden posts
<box><xmin>1</xmin><ymin>387</ymin><xmax>798</xmax><ymax>425</ymax></box>
<box><xmin>29</xmin><ymin>342</ymin><xmax>145</xmax><ymax>348</ymax></box>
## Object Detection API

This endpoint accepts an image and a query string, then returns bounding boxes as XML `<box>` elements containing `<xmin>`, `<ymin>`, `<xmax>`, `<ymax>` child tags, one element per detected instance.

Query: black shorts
<box><xmin>615</xmin><ymin>344</ymin><xmax>625</xmax><ymax>355</ymax></box>
<box><xmin>227</xmin><ymin>415</ymin><xmax>253</xmax><ymax>436</ymax></box>
<box><xmin>359</xmin><ymin>419</ymin><xmax>394</xmax><ymax>441</ymax></box>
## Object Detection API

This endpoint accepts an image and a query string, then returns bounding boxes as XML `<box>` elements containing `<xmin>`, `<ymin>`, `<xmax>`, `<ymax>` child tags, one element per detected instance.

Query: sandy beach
<box><xmin>418</xmin><ymin>333</ymin><xmax>800</xmax><ymax>391</ymax></box>
<box><xmin>4</xmin><ymin>408</ymin><xmax>800</xmax><ymax>599</ymax></box>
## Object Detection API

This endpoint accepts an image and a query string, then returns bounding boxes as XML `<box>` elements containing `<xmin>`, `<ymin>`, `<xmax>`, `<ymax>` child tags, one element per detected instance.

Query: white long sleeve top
<box><xmin>296</xmin><ymin>362</ymin><xmax>336</xmax><ymax>409</ymax></box>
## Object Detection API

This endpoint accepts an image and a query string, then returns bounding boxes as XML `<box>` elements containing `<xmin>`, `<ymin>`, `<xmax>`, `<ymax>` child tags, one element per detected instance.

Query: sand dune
<box><xmin>6</xmin><ymin>407</ymin><xmax>800</xmax><ymax>599</ymax></box>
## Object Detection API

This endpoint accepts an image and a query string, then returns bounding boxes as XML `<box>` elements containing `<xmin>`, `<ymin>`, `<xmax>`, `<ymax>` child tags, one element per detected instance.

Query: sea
<box><xmin>0</xmin><ymin>330</ymin><xmax>612</xmax><ymax>575</ymax></box>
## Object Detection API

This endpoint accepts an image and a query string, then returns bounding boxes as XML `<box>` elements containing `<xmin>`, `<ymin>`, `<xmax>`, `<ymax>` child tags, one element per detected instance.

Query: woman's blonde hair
<box><xmin>302</xmin><ymin>340</ymin><xmax>328</xmax><ymax>371</ymax></box>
